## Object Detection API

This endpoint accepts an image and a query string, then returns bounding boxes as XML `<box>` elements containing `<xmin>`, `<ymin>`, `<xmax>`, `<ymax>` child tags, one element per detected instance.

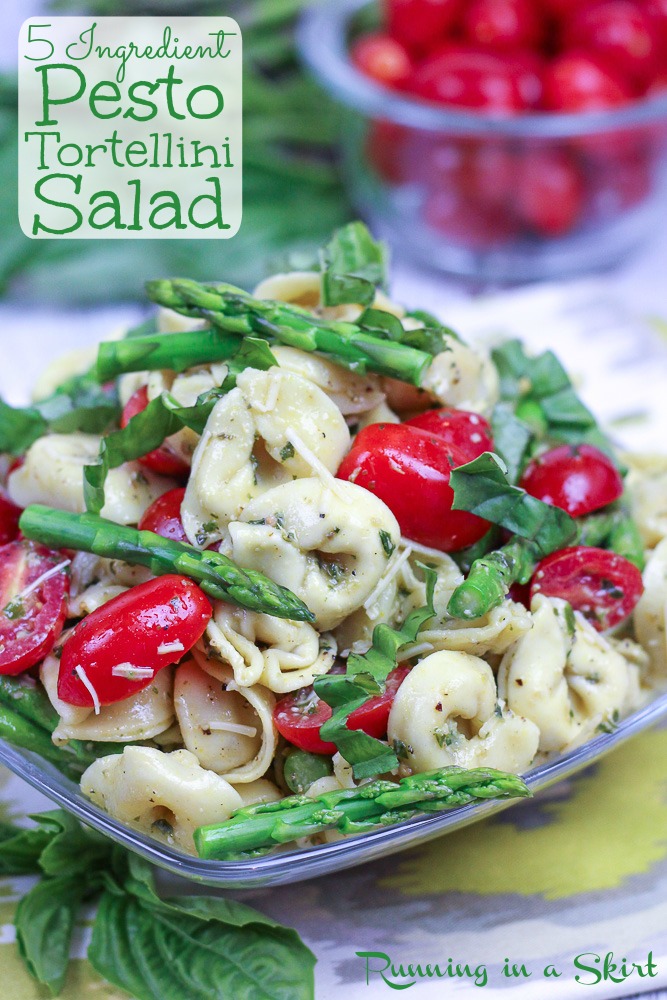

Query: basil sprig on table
<box><xmin>0</xmin><ymin>373</ymin><xmax>119</xmax><ymax>456</ymax></box>
<box><xmin>84</xmin><ymin>337</ymin><xmax>276</xmax><ymax>514</ymax></box>
<box><xmin>1</xmin><ymin>810</ymin><xmax>315</xmax><ymax>999</ymax></box>
<box><xmin>313</xmin><ymin>566</ymin><xmax>437</xmax><ymax>780</ymax></box>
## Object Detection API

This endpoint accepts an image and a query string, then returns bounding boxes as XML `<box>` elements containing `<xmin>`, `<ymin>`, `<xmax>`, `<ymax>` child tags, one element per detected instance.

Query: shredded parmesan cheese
<box><xmin>111</xmin><ymin>663</ymin><xmax>154</xmax><ymax>680</ymax></box>
<box><xmin>400</xmin><ymin>537</ymin><xmax>449</xmax><ymax>562</ymax></box>
<box><xmin>74</xmin><ymin>665</ymin><xmax>101</xmax><ymax>715</ymax></box>
<box><xmin>363</xmin><ymin>545</ymin><xmax>413</xmax><ymax>611</ymax></box>
<box><xmin>11</xmin><ymin>560</ymin><xmax>70</xmax><ymax>604</ymax></box>
<box><xmin>251</xmin><ymin>377</ymin><xmax>280</xmax><ymax>414</ymax></box>
<box><xmin>286</xmin><ymin>428</ymin><xmax>353</xmax><ymax>503</ymax></box>
<box><xmin>157</xmin><ymin>641</ymin><xmax>185</xmax><ymax>655</ymax></box>
<box><xmin>188</xmin><ymin>429</ymin><xmax>212</xmax><ymax>488</ymax></box>
<box><xmin>398</xmin><ymin>641</ymin><xmax>434</xmax><ymax>661</ymax></box>
<box><xmin>207</xmin><ymin>721</ymin><xmax>258</xmax><ymax>738</ymax></box>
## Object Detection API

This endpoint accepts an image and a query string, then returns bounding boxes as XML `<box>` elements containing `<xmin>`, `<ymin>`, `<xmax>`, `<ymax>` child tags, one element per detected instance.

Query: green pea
<box><xmin>283</xmin><ymin>749</ymin><xmax>333</xmax><ymax>794</ymax></box>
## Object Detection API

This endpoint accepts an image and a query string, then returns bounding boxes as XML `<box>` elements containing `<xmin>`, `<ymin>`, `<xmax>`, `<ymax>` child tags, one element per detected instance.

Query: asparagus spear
<box><xmin>194</xmin><ymin>766</ymin><xmax>530</xmax><ymax>859</ymax></box>
<box><xmin>140</xmin><ymin>278</ymin><xmax>432</xmax><ymax>385</ymax></box>
<box><xmin>448</xmin><ymin>509</ymin><xmax>645</xmax><ymax>620</ymax></box>
<box><xmin>19</xmin><ymin>505</ymin><xmax>314</xmax><ymax>622</ymax></box>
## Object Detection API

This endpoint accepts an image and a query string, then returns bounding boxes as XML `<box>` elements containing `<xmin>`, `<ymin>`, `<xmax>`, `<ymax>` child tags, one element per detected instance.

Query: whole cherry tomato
<box><xmin>273</xmin><ymin>665</ymin><xmax>411</xmax><ymax>754</ymax></box>
<box><xmin>584</xmin><ymin>146</ymin><xmax>652</xmax><ymax>220</ymax></box>
<box><xmin>530</xmin><ymin>546</ymin><xmax>643</xmax><ymax>630</ymax></box>
<box><xmin>385</xmin><ymin>0</ymin><xmax>462</xmax><ymax>52</ymax></box>
<box><xmin>407</xmin><ymin>45</ymin><xmax>536</xmax><ymax>113</ymax></box>
<box><xmin>520</xmin><ymin>444</ymin><xmax>623</xmax><ymax>517</ymax></box>
<box><xmin>462</xmin><ymin>0</ymin><xmax>544</xmax><ymax>52</ymax></box>
<box><xmin>0</xmin><ymin>490</ymin><xmax>22</xmax><ymax>545</ymax></box>
<box><xmin>0</xmin><ymin>541</ymin><xmax>70</xmax><ymax>676</ymax></box>
<box><xmin>58</xmin><ymin>575</ymin><xmax>211</xmax><ymax>707</ymax></box>
<box><xmin>121</xmin><ymin>387</ymin><xmax>190</xmax><ymax>479</ymax></box>
<box><xmin>138</xmin><ymin>488</ymin><xmax>188</xmax><ymax>543</ymax></box>
<box><xmin>424</xmin><ymin>188</ymin><xmax>518</xmax><ymax>248</ymax></box>
<box><xmin>337</xmin><ymin>423</ymin><xmax>490</xmax><ymax>551</ymax></box>
<box><xmin>564</xmin><ymin>2</ymin><xmax>660</xmax><ymax>92</ymax></box>
<box><xmin>351</xmin><ymin>32</ymin><xmax>414</xmax><ymax>88</ymax></box>
<box><xmin>514</xmin><ymin>147</ymin><xmax>585</xmax><ymax>236</ymax></box>
<box><xmin>541</xmin><ymin>51</ymin><xmax>633</xmax><ymax>111</ymax></box>
<box><xmin>406</xmin><ymin>407</ymin><xmax>494</xmax><ymax>459</ymax></box>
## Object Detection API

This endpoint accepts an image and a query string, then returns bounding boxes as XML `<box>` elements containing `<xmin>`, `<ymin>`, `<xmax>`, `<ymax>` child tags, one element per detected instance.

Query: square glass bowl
<box><xmin>1</xmin><ymin>691</ymin><xmax>666</xmax><ymax>888</ymax></box>
<box><xmin>298</xmin><ymin>0</ymin><xmax>667</xmax><ymax>282</ymax></box>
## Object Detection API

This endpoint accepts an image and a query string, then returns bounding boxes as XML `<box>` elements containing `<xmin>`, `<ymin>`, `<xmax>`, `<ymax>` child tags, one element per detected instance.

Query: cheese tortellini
<box><xmin>634</xmin><ymin>537</ymin><xmax>667</xmax><ymax>679</ymax></box>
<box><xmin>497</xmin><ymin>595</ymin><xmax>639</xmax><ymax>752</ymax></box>
<box><xmin>387</xmin><ymin>650</ymin><xmax>539</xmax><ymax>773</ymax></box>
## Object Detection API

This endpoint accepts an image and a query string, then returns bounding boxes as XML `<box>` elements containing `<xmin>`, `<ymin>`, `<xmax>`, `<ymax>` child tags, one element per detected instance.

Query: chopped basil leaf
<box><xmin>319</xmin><ymin>221</ymin><xmax>388</xmax><ymax>308</ymax></box>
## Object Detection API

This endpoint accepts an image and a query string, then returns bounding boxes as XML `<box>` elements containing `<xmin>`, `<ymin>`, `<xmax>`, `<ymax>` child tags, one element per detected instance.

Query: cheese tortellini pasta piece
<box><xmin>626</xmin><ymin>453</ymin><xmax>667</xmax><ymax>547</ymax></box>
<box><xmin>633</xmin><ymin>537</ymin><xmax>667</xmax><ymax>679</ymax></box>
<box><xmin>420</xmin><ymin>340</ymin><xmax>499</xmax><ymax>415</ymax></box>
<box><xmin>181</xmin><ymin>367</ymin><xmax>350</xmax><ymax>547</ymax></box>
<box><xmin>253</xmin><ymin>270</ymin><xmax>405</xmax><ymax>323</ymax></box>
<box><xmin>497</xmin><ymin>595</ymin><xmax>635</xmax><ymax>752</ymax></box>
<box><xmin>7</xmin><ymin>433</ymin><xmax>173</xmax><ymax>524</ymax></box>
<box><xmin>228</xmin><ymin>478</ymin><xmax>401</xmax><ymax>630</ymax></box>
<box><xmin>387</xmin><ymin>650</ymin><xmax>539</xmax><ymax>773</ymax></box>
<box><xmin>81</xmin><ymin>747</ymin><xmax>243</xmax><ymax>853</ymax></box>
<box><xmin>206</xmin><ymin>601</ymin><xmax>336</xmax><ymax>692</ymax></box>
<box><xmin>67</xmin><ymin>551</ymin><xmax>152</xmax><ymax>618</ymax></box>
<box><xmin>176</xmin><ymin>654</ymin><xmax>277</xmax><ymax>783</ymax></box>
<box><xmin>271</xmin><ymin>346</ymin><xmax>385</xmax><ymax>416</ymax></box>
<box><xmin>42</xmin><ymin>659</ymin><xmax>175</xmax><ymax>744</ymax></box>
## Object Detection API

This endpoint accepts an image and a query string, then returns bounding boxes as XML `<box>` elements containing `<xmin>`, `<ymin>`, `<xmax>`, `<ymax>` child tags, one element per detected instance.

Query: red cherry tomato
<box><xmin>424</xmin><ymin>188</ymin><xmax>518</xmax><ymax>248</ymax></box>
<box><xmin>514</xmin><ymin>147</ymin><xmax>585</xmax><ymax>236</ymax></box>
<box><xmin>337</xmin><ymin>423</ymin><xmax>490</xmax><ymax>551</ymax></box>
<box><xmin>406</xmin><ymin>408</ymin><xmax>494</xmax><ymax>459</ymax></box>
<box><xmin>520</xmin><ymin>444</ymin><xmax>623</xmax><ymax>517</ymax></box>
<box><xmin>273</xmin><ymin>665</ymin><xmax>411</xmax><ymax>755</ymax></box>
<box><xmin>584</xmin><ymin>146</ymin><xmax>652</xmax><ymax>220</ymax></box>
<box><xmin>58</xmin><ymin>575</ymin><xmax>211</xmax><ymax>707</ymax></box>
<box><xmin>121</xmin><ymin>387</ymin><xmax>190</xmax><ymax>479</ymax></box>
<box><xmin>385</xmin><ymin>0</ymin><xmax>462</xmax><ymax>52</ymax></box>
<box><xmin>462</xmin><ymin>0</ymin><xmax>544</xmax><ymax>52</ymax></box>
<box><xmin>0</xmin><ymin>541</ymin><xmax>70</xmax><ymax>676</ymax></box>
<box><xmin>460</xmin><ymin>139</ymin><xmax>518</xmax><ymax>207</ymax></box>
<box><xmin>351</xmin><ymin>32</ymin><xmax>414</xmax><ymax>88</ymax></box>
<box><xmin>0</xmin><ymin>491</ymin><xmax>22</xmax><ymax>545</ymax></box>
<box><xmin>530</xmin><ymin>546</ymin><xmax>643</xmax><ymax>630</ymax></box>
<box><xmin>541</xmin><ymin>51</ymin><xmax>633</xmax><ymax>111</ymax></box>
<box><xmin>138</xmin><ymin>488</ymin><xmax>188</xmax><ymax>543</ymax></box>
<box><xmin>407</xmin><ymin>46</ymin><xmax>535</xmax><ymax>113</ymax></box>
<box><xmin>564</xmin><ymin>2</ymin><xmax>660</xmax><ymax>92</ymax></box>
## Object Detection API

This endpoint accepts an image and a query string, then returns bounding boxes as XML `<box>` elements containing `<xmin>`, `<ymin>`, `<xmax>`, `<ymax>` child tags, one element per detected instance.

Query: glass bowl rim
<box><xmin>1</xmin><ymin>686</ymin><xmax>666</xmax><ymax>888</ymax></box>
<box><xmin>297</xmin><ymin>0</ymin><xmax>667</xmax><ymax>138</ymax></box>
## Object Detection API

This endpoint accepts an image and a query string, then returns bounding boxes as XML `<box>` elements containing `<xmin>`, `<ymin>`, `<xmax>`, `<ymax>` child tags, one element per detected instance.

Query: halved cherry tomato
<box><xmin>337</xmin><ymin>423</ymin><xmax>490</xmax><ymax>551</ymax></box>
<box><xmin>406</xmin><ymin>407</ymin><xmax>494</xmax><ymax>460</ymax></box>
<box><xmin>0</xmin><ymin>491</ymin><xmax>22</xmax><ymax>545</ymax></box>
<box><xmin>462</xmin><ymin>0</ymin><xmax>544</xmax><ymax>52</ymax></box>
<box><xmin>386</xmin><ymin>0</ymin><xmax>462</xmax><ymax>52</ymax></box>
<box><xmin>273</xmin><ymin>665</ymin><xmax>411</xmax><ymax>755</ymax></box>
<box><xmin>351</xmin><ymin>32</ymin><xmax>414</xmax><ymax>88</ymax></box>
<box><xmin>121</xmin><ymin>387</ymin><xmax>190</xmax><ymax>479</ymax></box>
<box><xmin>58</xmin><ymin>575</ymin><xmax>211</xmax><ymax>707</ymax></box>
<box><xmin>541</xmin><ymin>51</ymin><xmax>632</xmax><ymax>111</ymax></box>
<box><xmin>138</xmin><ymin>488</ymin><xmax>188</xmax><ymax>543</ymax></box>
<box><xmin>520</xmin><ymin>444</ymin><xmax>623</xmax><ymax>517</ymax></box>
<box><xmin>0</xmin><ymin>541</ymin><xmax>70</xmax><ymax>675</ymax></box>
<box><xmin>530</xmin><ymin>546</ymin><xmax>643</xmax><ymax>630</ymax></box>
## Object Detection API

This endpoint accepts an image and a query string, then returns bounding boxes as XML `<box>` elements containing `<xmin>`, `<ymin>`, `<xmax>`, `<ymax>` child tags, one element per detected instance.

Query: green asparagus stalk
<box><xmin>194</xmin><ymin>766</ymin><xmax>531</xmax><ymax>860</ymax></box>
<box><xmin>97</xmin><ymin>329</ymin><xmax>242</xmax><ymax>381</ymax></box>
<box><xmin>448</xmin><ymin>509</ymin><xmax>644</xmax><ymax>620</ymax></box>
<box><xmin>142</xmin><ymin>279</ymin><xmax>432</xmax><ymax>385</ymax></box>
<box><xmin>19</xmin><ymin>505</ymin><xmax>314</xmax><ymax>622</ymax></box>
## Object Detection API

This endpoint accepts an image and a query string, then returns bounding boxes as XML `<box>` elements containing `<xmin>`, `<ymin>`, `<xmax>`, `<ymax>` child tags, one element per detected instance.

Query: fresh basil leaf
<box><xmin>15</xmin><ymin>874</ymin><xmax>87</xmax><ymax>996</ymax></box>
<box><xmin>37</xmin><ymin>812</ymin><xmax>111</xmax><ymax>878</ymax></box>
<box><xmin>84</xmin><ymin>338</ymin><xmax>277</xmax><ymax>513</ymax></box>
<box><xmin>450</xmin><ymin>451</ymin><xmax>577</xmax><ymax>556</ymax></box>
<box><xmin>490</xmin><ymin>402</ymin><xmax>533</xmax><ymax>484</ymax></box>
<box><xmin>0</xmin><ymin>824</ymin><xmax>52</xmax><ymax>875</ymax></box>
<box><xmin>90</xmin><ymin>889</ymin><xmax>316</xmax><ymax>1000</ymax></box>
<box><xmin>319</xmin><ymin>221</ymin><xmax>387</xmax><ymax>308</ymax></box>
<box><xmin>315</xmin><ymin>565</ymin><xmax>437</xmax><ymax>779</ymax></box>
<box><xmin>0</xmin><ymin>374</ymin><xmax>119</xmax><ymax>456</ymax></box>
<box><xmin>357</xmin><ymin>307</ymin><xmax>404</xmax><ymax>341</ymax></box>
<box><xmin>404</xmin><ymin>309</ymin><xmax>460</xmax><ymax>354</ymax></box>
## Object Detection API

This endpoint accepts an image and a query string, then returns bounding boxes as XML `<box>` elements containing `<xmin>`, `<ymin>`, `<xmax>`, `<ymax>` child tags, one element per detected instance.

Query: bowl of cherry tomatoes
<box><xmin>299</xmin><ymin>0</ymin><xmax>667</xmax><ymax>280</ymax></box>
